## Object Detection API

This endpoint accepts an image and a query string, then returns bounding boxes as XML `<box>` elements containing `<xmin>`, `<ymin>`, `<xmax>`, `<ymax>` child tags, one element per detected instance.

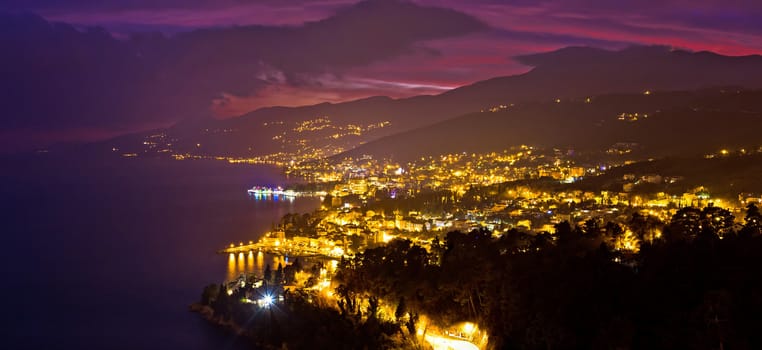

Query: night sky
<box><xmin>2</xmin><ymin>0</ymin><xmax>762</xmax><ymax>151</ymax></box>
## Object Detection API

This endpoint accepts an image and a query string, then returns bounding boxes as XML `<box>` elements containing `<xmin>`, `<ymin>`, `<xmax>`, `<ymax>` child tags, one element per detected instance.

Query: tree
<box><xmin>554</xmin><ymin>221</ymin><xmax>574</xmax><ymax>244</ymax></box>
<box><xmin>367</xmin><ymin>296</ymin><xmax>379</xmax><ymax>320</ymax></box>
<box><xmin>628</xmin><ymin>213</ymin><xmax>663</xmax><ymax>243</ymax></box>
<box><xmin>702</xmin><ymin>205</ymin><xmax>735</xmax><ymax>238</ymax></box>
<box><xmin>531</xmin><ymin>232</ymin><xmax>553</xmax><ymax>250</ymax></box>
<box><xmin>583</xmin><ymin>218</ymin><xmax>602</xmax><ymax>236</ymax></box>
<box><xmin>211</xmin><ymin>283</ymin><xmax>231</xmax><ymax>318</ymax></box>
<box><xmin>200</xmin><ymin>283</ymin><xmax>220</xmax><ymax>305</ymax></box>
<box><xmin>743</xmin><ymin>203</ymin><xmax>762</xmax><ymax>236</ymax></box>
<box><xmin>292</xmin><ymin>258</ymin><xmax>303</xmax><ymax>272</ymax></box>
<box><xmin>395</xmin><ymin>296</ymin><xmax>407</xmax><ymax>322</ymax></box>
<box><xmin>275</xmin><ymin>263</ymin><xmax>284</xmax><ymax>285</ymax></box>
<box><xmin>667</xmin><ymin>206</ymin><xmax>703</xmax><ymax>241</ymax></box>
<box><xmin>264</xmin><ymin>264</ymin><xmax>272</xmax><ymax>284</ymax></box>
<box><xmin>430</xmin><ymin>236</ymin><xmax>445</xmax><ymax>264</ymax></box>
<box><xmin>406</xmin><ymin>312</ymin><xmax>418</xmax><ymax>336</ymax></box>
<box><xmin>284</xmin><ymin>265</ymin><xmax>297</xmax><ymax>285</ymax></box>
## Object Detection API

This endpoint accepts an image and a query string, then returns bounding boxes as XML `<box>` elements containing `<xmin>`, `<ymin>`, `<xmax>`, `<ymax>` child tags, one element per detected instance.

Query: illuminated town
<box><xmin>6</xmin><ymin>1</ymin><xmax>762</xmax><ymax>349</ymax></box>
<box><xmin>122</xmin><ymin>115</ymin><xmax>762</xmax><ymax>349</ymax></box>
<box><xmin>185</xmin><ymin>140</ymin><xmax>761</xmax><ymax>350</ymax></box>
<box><xmin>109</xmin><ymin>89</ymin><xmax>762</xmax><ymax>349</ymax></box>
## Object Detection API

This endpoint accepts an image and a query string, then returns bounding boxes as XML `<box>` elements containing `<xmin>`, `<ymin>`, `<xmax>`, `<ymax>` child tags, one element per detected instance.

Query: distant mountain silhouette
<box><xmin>340</xmin><ymin>88</ymin><xmax>762</xmax><ymax>161</ymax></box>
<box><xmin>0</xmin><ymin>0</ymin><xmax>489</xmax><ymax>152</ymax></box>
<box><xmin>105</xmin><ymin>46</ymin><xmax>762</xmax><ymax>158</ymax></box>
<box><xmin>440</xmin><ymin>46</ymin><xmax>762</xmax><ymax>107</ymax></box>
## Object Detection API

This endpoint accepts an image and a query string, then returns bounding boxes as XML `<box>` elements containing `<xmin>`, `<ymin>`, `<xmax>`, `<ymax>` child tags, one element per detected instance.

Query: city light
<box><xmin>10</xmin><ymin>2</ymin><xmax>762</xmax><ymax>349</ymax></box>
<box><xmin>259</xmin><ymin>294</ymin><xmax>274</xmax><ymax>308</ymax></box>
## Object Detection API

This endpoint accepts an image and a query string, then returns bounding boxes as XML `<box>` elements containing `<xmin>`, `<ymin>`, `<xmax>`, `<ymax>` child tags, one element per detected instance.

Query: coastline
<box><xmin>189</xmin><ymin>303</ymin><xmax>245</xmax><ymax>335</ymax></box>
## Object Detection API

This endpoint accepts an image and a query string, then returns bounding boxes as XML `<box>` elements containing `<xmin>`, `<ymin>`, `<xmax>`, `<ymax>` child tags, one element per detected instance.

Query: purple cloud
<box><xmin>2</xmin><ymin>0</ymin><xmax>762</xmax><ymax>152</ymax></box>
<box><xmin>0</xmin><ymin>0</ymin><xmax>486</xmax><ymax>151</ymax></box>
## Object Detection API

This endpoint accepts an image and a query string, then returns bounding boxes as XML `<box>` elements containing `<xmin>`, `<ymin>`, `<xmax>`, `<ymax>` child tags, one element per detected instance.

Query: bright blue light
<box><xmin>260</xmin><ymin>294</ymin><xmax>274</xmax><ymax>307</ymax></box>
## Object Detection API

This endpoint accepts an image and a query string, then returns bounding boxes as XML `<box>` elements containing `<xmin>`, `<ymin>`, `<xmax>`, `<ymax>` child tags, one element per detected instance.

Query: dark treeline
<box><xmin>198</xmin><ymin>204</ymin><xmax>762</xmax><ymax>349</ymax></box>
<box><xmin>204</xmin><ymin>287</ymin><xmax>410</xmax><ymax>349</ymax></box>
<box><xmin>334</xmin><ymin>204</ymin><xmax>762</xmax><ymax>349</ymax></box>
<box><xmin>197</xmin><ymin>259</ymin><xmax>418</xmax><ymax>349</ymax></box>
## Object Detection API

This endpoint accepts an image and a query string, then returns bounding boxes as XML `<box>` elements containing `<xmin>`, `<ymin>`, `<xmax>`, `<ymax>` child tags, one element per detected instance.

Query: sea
<box><xmin>0</xmin><ymin>155</ymin><xmax>321</xmax><ymax>349</ymax></box>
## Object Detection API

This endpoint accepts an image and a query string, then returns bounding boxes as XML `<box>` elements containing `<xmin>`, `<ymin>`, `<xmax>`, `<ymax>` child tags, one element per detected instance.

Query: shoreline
<box><xmin>189</xmin><ymin>303</ymin><xmax>245</xmax><ymax>335</ymax></box>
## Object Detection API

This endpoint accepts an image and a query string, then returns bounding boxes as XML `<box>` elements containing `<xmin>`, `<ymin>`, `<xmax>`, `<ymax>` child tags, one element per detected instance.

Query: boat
<box><xmin>247</xmin><ymin>186</ymin><xmax>298</xmax><ymax>197</ymax></box>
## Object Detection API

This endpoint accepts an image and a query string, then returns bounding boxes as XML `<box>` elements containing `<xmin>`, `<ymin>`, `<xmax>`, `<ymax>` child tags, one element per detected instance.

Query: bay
<box><xmin>0</xmin><ymin>156</ymin><xmax>321</xmax><ymax>349</ymax></box>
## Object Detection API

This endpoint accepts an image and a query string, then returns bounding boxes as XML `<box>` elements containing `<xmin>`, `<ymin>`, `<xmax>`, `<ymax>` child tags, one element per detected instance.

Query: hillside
<box><xmin>103</xmin><ymin>46</ymin><xmax>762</xmax><ymax>160</ymax></box>
<box><xmin>573</xmin><ymin>154</ymin><xmax>762</xmax><ymax>197</ymax></box>
<box><xmin>340</xmin><ymin>88</ymin><xmax>762</xmax><ymax>162</ymax></box>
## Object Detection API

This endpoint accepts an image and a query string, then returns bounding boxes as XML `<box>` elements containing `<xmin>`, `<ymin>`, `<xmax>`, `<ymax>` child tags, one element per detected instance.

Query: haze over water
<box><xmin>0</xmin><ymin>156</ymin><xmax>320</xmax><ymax>349</ymax></box>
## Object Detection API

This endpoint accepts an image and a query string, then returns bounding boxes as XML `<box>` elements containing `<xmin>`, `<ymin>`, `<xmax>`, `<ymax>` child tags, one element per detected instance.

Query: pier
<box><xmin>246</xmin><ymin>186</ymin><xmax>327</xmax><ymax>197</ymax></box>
<box><xmin>218</xmin><ymin>241</ymin><xmax>335</xmax><ymax>259</ymax></box>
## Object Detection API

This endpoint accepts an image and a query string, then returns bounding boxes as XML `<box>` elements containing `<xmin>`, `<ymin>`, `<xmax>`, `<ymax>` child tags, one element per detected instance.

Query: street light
<box><xmin>259</xmin><ymin>294</ymin><xmax>274</xmax><ymax>307</ymax></box>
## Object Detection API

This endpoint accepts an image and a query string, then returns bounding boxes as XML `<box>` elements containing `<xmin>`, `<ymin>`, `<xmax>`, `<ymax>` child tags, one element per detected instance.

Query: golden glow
<box><xmin>247</xmin><ymin>251</ymin><xmax>254</xmax><ymax>272</ymax></box>
<box><xmin>615</xmin><ymin>230</ymin><xmax>641</xmax><ymax>253</ymax></box>
<box><xmin>256</xmin><ymin>251</ymin><xmax>264</xmax><ymax>270</ymax></box>
<box><xmin>329</xmin><ymin>259</ymin><xmax>338</xmax><ymax>272</ymax></box>
<box><xmin>424</xmin><ymin>334</ymin><xmax>479</xmax><ymax>350</ymax></box>
<box><xmin>237</xmin><ymin>252</ymin><xmax>245</xmax><ymax>277</ymax></box>
<box><xmin>330</xmin><ymin>246</ymin><xmax>345</xmax><ymax>257</ymax></box>
<box><xmin>462</xmin><ymin>322</ymin><xmax>475</xmax><ymax>334</ymax></box>
<box><xmin>416</xmin><ymin>315</ymin><xmax>428</xmax><ymax>337</ymax></box>
<box><xmin>227</xmin><ymin>253</ymin><xmax>236</xmax><ymax>281</ymax></box>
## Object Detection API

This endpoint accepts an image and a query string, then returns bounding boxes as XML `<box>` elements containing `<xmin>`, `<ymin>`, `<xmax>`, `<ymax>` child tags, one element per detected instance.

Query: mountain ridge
<box><xmin>101</xmin><ymin>45</ymin><xmax>762</xmax><ymax>160</ymax></box>
<box><xmin>338</xmin><ymin>88</ymin><xmax>762</xmax><ymax>162</ymax></box>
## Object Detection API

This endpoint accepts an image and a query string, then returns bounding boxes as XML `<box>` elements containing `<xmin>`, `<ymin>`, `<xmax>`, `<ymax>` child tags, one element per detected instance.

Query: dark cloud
<box><xmin>3</xmin><ymin>0</ymin><xmax>762</xmax><ymax>152</ymax></box>
<box><xmin>0</xmin><ymin>0</ymin><xmax>486</xmax><ymax>151</ymax></box>
<box><xmin>0</xmin><ymin>0</ymin><xmax>237</xmax><ymax>12</ymax></box>
<box><xmin>491</xmin><ymin>28</ymin><xmax>628</xmax><ymax>49</ymax></box>
<box><xmin>0</xmin><ymin>1</ymin><xmax>357</xmax><ymax>33</ymax></box>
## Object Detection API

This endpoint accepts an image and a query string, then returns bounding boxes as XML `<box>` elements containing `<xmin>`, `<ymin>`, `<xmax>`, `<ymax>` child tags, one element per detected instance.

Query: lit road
<box><xmin>424</xmin><ymin>334</ymin><xmax>479</xmax><ymax>350</ymax></box>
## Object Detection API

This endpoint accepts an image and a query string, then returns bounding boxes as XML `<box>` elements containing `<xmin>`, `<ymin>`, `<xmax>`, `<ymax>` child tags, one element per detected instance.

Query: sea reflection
<box><xmin>225</xmin><ymin>250</ymin><xmax>337</xmax><ymax>282</ymax></box>
<box><xmin>273</xmin><ymin>255</ymin><xmax>283</xmax><ymax>268</ymax></box>
<box><xmin>256</xmin><ymin>251</ymin><xmax>264</xmax><ymax>268</ymax></box>
<box><xmin>248</xmin><ymin>193</ymin><xmax>295</xmax><ymax>203</ymax></box>
<box><xmin>225</xmin><ymin>249</ymin><xmax>283</xmax><ymax>281</ymax></box>
<box><xmin>227</xmin><ymin>253</ymin><xmax>236</xmax><ymax>281</ymax></box>
<box><xmin>247</xmin><ymin>251</ymin><xmax>254</xmax><ymax>272</ymax></box>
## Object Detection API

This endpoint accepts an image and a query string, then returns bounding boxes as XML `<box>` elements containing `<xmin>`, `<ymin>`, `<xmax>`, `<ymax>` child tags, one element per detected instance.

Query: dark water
<box><xmin>0</xmin><ymin>156</ymin><xmax>320</xmax><ymax>349</ymax></box>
